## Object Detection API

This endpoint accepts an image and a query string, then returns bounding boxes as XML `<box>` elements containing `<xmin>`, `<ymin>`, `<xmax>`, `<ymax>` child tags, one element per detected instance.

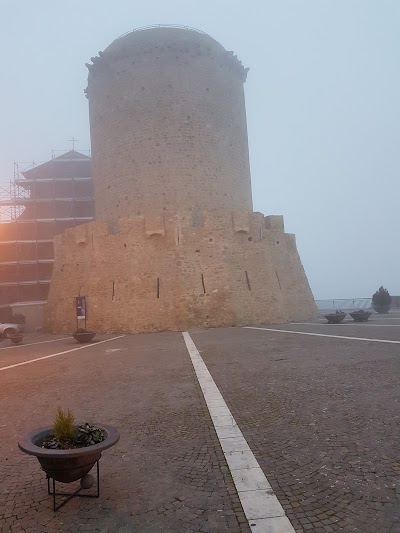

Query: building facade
<box><xmin>0</xmin><ymin>151</ymin><xmax>93</xmax><ymax>323</ymax></box>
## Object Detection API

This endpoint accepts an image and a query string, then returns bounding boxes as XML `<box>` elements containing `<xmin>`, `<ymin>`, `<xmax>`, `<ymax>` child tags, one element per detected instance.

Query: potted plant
<box><xmin>372</xmin><ymin>286</ymin><xmax>392</xmax><ymax>314</ymax></box>
<box><xmin>350</xmin><ymin>309</ymin><xmax>372</xmax><ymax>322</ymax></box>
<box><xmin>72</xmin><ymin>328</ymin><xmax>97</xmax><ymax>343</ymax></box>
<box><xmin>9</xmin><ymin>333</ymin><xmax>24</xmax><ymax>345</ymax></box>
<box><xmin>18</xmin><ymin>408</ymin><xmax>119</xmax><ymax>508</ymax></box>
<box><xmin>324</xmin><ymin>310</ymin><xmax>347</xmax><ymax>324</ymax></box>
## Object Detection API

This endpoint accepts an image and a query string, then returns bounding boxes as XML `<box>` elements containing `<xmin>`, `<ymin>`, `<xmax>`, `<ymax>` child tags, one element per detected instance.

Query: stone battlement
<box><xmin>62</xmin><ymin>211</ymin><xmax>285</xmax><ymax>242</ymax></box>
<box><xmin>45</xmin><ymin>211</ymin><xmax>315</xmax><ymax>333</ymax></box>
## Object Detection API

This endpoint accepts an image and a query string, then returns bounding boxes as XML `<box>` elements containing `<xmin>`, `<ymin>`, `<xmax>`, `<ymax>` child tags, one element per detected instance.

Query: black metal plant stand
<box><xmin>47</xmin><ymin>460</ymin><xmax>100</xmax><ymax>511</ymax></box>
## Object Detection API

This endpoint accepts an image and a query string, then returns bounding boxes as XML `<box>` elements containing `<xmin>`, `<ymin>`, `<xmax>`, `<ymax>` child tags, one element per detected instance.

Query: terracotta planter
<box><xmin>72</xmin><ymin>331</ymin><xmax>97</xmax><ymax>343</ymax></box>
<box><xmin>18</xmin><ymin>424</ymin><xmax>119</xmax><ymax>483</ymax></box>
<box><xmin>324</xmin><ymin>313</ymin><xmax>346</xmax><ymax>324</ymax></box>
<box><xmin>350</xmin><ymin>311</ymin><xmax>371</xmax><ymax>322</ymax></box>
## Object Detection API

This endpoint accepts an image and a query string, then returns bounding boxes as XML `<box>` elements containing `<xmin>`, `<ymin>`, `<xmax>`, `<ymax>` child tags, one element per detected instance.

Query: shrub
<box><xmin>372</xmin><ymin>286</ymin><xmax>392</xmax><ymax>307</ymax></box>
<box><xmin>53</xmin><ymin>407</ymin><xmax>76</xmax><ymax>442</ymax></box>
<box><xmin>41</xmin><ymin>409</ymin><xmax>105</xmax><ymax>450</ymax></box>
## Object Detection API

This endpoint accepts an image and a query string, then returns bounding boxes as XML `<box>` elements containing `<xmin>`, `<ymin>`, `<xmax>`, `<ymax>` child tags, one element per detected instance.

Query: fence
<box><xmin>315</xmin><ymin>298</ymin><xmax>372</xmax><ymax>313</ymax></box>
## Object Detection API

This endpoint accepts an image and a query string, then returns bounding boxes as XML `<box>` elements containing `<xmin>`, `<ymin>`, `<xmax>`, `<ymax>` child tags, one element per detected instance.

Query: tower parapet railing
<box><xmin>114</xmin><ymin>24</ymin><xmax>211</xmax><ymax>42</ymax></box>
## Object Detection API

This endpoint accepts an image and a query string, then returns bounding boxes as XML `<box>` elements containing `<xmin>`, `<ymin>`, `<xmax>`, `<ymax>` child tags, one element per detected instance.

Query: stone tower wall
<box><xmin>86</xmin><ymin>28</ymin><xmax>252</xmax><ymax>219</ymax></box>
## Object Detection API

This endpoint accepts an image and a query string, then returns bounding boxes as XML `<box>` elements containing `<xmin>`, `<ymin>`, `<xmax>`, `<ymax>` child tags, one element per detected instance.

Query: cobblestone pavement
<box><xmin>0</xmin><ymin>333</ymin><xmax>250</xmax><ymax>533</ymax></box>
<box><xmin>2</xmin><ymin>316</ymin><xmax>400</xmax><ymax>532</ymax></box>
<box><xmin>191</xmin><ymin>323</ymin><xmax>400</xmax><ymax>533</ymax></box>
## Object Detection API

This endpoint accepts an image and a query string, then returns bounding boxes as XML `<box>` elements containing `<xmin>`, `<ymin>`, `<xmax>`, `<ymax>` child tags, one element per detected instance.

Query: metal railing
<box><xmin>113</xmin><ymin>24</ymin><xmax>215</xmax><ymax>44</ymax></box>
<box><xmin>315</xmin><ymin>298</ymin><xmax>372</xmax><ymax>313</ymax></box>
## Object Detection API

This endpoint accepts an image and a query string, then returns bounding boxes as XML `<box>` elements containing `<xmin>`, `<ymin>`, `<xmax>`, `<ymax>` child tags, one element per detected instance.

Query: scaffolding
<box><xmin>0</xmin><ymin>151</ymin><xmax>94</xmax><ymax>306</ymax></box>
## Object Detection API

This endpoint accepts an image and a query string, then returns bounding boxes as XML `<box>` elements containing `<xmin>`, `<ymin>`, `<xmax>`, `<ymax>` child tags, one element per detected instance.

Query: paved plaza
<box><xmin>1</xmin><ymin>314</ymin><xmax>399</xmax><ymax>532</ymax></box>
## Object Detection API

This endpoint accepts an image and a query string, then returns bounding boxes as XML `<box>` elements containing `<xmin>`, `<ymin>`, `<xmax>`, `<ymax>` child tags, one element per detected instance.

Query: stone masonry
<box><xmin>45</xmin><ymin>26</ymin><xmax>316</xmax><ymax>333</ymax></box>
<box><xmin>87</xmin><ymin>26</ymin><xmax>252</xmax><ymax>219</ymax></box>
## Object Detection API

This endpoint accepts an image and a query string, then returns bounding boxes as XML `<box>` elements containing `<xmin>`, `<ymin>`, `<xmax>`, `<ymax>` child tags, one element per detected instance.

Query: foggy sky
<box><xmin>1</xmin><ymin>0</ymin><xmax>399</xmax><ymax>300</ymax></box>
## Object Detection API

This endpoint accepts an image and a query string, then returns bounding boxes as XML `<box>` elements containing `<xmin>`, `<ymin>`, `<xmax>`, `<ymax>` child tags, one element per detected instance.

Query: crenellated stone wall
<box><xmin>44</xmin><ymin>211</ymin><xmax>316</xmax><ymax>333</ymax></box>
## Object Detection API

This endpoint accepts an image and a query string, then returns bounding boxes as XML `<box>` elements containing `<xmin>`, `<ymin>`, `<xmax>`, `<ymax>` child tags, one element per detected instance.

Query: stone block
<box><xmin>232</xmin><ymin>211</ymin><xmax>249</xmax><ymax>233</ymax></box>
<box><xmin>265</xmin><ymin>215</ymin><xmax>285</xmax><ymax>232</ymax></box>
<box><xmin>145</xmin><ymin>214</ymin><xmax>165</xmax><ymax>237</ymax></box>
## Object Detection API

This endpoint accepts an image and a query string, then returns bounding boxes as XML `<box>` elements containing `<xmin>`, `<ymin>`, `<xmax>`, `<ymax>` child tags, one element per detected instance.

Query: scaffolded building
<box><xmin>0</xmin><ymin>150</ymin><xmax>93</xmax><ymax>319</ymax></box>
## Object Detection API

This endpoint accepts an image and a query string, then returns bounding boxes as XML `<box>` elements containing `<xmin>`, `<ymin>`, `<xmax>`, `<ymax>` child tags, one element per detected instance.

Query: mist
<box><xmin>1</xmin><ymin>0</ymin><xmax>399</xmax><ymax>299</ymax></box>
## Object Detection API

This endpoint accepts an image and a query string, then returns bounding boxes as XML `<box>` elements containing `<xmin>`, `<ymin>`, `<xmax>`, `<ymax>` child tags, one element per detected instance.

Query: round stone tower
<box><xmin>85</xmin><ymin>25</ymin><xmax>252</xmax><ymax>219</ymax></box>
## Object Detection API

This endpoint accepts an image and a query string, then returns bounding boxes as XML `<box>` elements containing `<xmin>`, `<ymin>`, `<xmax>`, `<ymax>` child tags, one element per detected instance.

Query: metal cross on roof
<box><xmin>68</xmin><ymin>137</ymin><xmax>78</xmax><ymax>150</ymax></box>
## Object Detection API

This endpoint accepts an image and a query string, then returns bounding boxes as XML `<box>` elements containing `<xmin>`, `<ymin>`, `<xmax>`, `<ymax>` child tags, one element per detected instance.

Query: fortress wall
<box><xmin>45</xmin><ymin>211</ymin><xmax>316</xmax><ymax>333</ymax></box>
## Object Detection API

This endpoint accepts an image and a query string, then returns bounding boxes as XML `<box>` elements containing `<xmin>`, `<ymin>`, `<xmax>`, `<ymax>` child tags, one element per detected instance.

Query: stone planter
<box><xmin>350</xmin><ymin>311</ymin><xmax>371</xmax><ymax>322</ymax></box>
<box><xmin>9</xmin><ymin>334</ymin><xmax>24</xmax><ymax>345</ymax></box>
<box><xmin>72</xmin><ymin>331</ymin><xmax>97</xmax><ymax>343</ymax></box>
<box><xmin>324</xmin><ymin>313</ymin><xmax>346</xmax><ymax>324</ymax></box>
<box><xmin>18</xmin><ymin>424</ymin><xmax>119</xmax><ymax>483</ymax></box>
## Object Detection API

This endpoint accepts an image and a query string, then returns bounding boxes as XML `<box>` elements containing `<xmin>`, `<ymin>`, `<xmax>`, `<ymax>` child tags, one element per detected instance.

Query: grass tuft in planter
<box><xmin>40</xmin><ymin>408</ymin><xmax>105</xmax><ymax>450</ymax></box>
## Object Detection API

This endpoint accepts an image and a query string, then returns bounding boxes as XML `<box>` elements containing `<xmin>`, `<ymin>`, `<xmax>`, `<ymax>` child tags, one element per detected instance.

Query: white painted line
<box><xmin>225</xmin><ymin>450</ymin><xmax>260</xmax><ymax>470</ymax></box>
<box><xmin>217</xmin><ymin>426</ymin><xmax>243</xmax><ymax>439</ymax></box>
<box><xmin>0</xmin><ymin>336</ymin><xmax>126</xmax><ymax>372</ymax></box>
<box><xmin>213</xmin><ymin>414</ymin><xmax>236</xmax><ymax>427</ymax></box>
<box><xmin>0</xmin><ymin>337</ymin><xmax>70</xmax><ymax>351</ymax></box>
<box><xmin>204</xmin><ymin>397</ymin><xmax>226</xmax><ymax>407</ymax></box>
<box><xmin>327</xmin><ymin>316</ymin><xmax>400</xmax><ymax>321</ymax></box>
<box><xmin>293</xmin><ymin>322</ymin><xmax>400</xmax><ymax>327</ymax></box>
<box><xmin>372</xmin><ymin>317</ymin><xmax>400</xmax><ymax>320</ymax></box>
<box><xmin>232</xmin><ymin>468</ymin><xmax>271</xmax><ymax>491</ymax></box>
<box><xmin>219</xmin><ymin>437</ymin><xmax>250</xmax><ymax>453</ymax></box>
<box><xmin>240</xmin><ymin>490</ymin><xmax>285</xmax><ymax>519</ymax></box>
<box><xmin>249</xmin><ymin>516</ymin><xmax>295</xmax><ymax>533</ymax></box>
<box><xmin>182</xmin><ymin>332</ymin><xmax>295</xmax><ymax>533</ymax></box>
<box><xmin>245</xmin><ymin>327</ymin><xmax>400</xmax><ymax>345</ymax></box>
<box><xmin>208</xmin><ymin>405</ymin><xmax>232</xmax><ymax>417</ymax></box>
